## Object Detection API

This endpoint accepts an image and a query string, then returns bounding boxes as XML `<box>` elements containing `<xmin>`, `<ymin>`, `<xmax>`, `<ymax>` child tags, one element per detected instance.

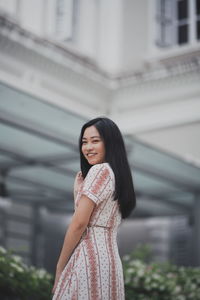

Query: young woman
<box><xmin>52</xmin><ymin>117</ymin><xmax>136</xmax><ymax>300</ymax></box>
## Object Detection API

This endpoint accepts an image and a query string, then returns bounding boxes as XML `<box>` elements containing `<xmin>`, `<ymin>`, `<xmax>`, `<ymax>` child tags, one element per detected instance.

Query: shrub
<box><xmin>122</xmin><ymin>244</ymin><xmax>200</xmax><ymax>300</ymax></box>
<box><xmin>0</xmin><ymin>246</ymin><xmax>54</xmax><ymax>300</ymax></box>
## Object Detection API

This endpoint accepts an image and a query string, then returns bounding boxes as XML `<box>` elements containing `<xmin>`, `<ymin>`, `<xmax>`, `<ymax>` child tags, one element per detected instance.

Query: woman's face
<box><xmin>81</xmin><ymin>125</ymin><xmax>106</xmax><ymax>165</ymax></box>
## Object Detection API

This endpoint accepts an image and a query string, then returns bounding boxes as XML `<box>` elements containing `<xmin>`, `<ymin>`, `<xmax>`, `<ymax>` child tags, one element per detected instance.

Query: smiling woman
<box><xmin>52</xmin><ymin>117</ymin><xmax>136</xmax><ymax>300</ymax></box>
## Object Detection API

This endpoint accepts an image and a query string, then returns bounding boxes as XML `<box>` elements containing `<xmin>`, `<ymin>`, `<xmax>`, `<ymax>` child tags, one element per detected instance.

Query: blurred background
<box><xmin>0</xmin><ymin>0</ymin><xmax>200</xmax><ymax>276</ymax></box>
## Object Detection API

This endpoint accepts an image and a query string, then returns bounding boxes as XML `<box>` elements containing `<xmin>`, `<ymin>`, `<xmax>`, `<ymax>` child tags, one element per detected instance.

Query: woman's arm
<box><xmin>55</xmin><ymin>194</ymin><xmax>96</xmax><ymax>272</ymax></box>
<box><xmin>52</xmin><ymin>195</ymin><xmax>96</xmax><ymax>294</ymax></box>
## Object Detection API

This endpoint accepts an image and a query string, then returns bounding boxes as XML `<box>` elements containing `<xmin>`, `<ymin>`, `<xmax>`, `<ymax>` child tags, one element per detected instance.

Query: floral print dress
<box><xmin>52</xmin><ymin>162</ymin><xmax>125</xmax><ymax>300</ymax></box>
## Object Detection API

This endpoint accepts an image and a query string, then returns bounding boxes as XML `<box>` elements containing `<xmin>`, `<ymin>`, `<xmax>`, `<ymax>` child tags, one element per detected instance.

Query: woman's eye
<box><xmin>82</xmin><ymin>139</ymin><xmax>100</xmax><ymax>144</ymax></box>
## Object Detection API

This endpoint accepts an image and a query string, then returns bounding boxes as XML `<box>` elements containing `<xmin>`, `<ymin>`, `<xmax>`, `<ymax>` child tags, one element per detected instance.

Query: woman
<box><xmin>52</xmin><ymin>117</ymin><xmax>136</xmax><ymax>300</ymax></box>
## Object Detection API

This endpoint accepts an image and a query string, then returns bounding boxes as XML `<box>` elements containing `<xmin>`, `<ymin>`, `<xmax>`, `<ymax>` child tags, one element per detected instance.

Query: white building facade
<box><xmin>0</xmin><ymin>0</ymin><xmax>199</xmax><ymax>163</ymax></box>
<box><xmin>0</xmin><ymin>0</ymin><xmax>200</xmax><ymax>268</ymax></box>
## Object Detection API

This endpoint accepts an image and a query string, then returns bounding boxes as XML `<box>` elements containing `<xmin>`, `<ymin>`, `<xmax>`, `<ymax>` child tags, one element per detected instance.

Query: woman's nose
<box><xmin>86</xmin><ymin>142</ymin><xmax>93</xmax><ymax>150</ymax></box>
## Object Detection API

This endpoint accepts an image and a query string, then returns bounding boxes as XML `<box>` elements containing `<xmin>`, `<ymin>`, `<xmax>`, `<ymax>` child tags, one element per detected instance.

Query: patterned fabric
<box><xmin>52</xmin><ymin>163</ymin><xmax>125</xmax><ymax>300</ymax></box>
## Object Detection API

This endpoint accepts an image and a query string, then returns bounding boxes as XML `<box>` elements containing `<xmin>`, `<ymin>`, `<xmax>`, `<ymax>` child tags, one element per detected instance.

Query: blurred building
<box><xmin>0</xmin><ymin>0</ymin><xmax>200</xmax><ymax>272</ymax></box>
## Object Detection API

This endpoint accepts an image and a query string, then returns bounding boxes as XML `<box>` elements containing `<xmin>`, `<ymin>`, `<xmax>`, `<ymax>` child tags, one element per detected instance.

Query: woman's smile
<box><xmin>87</xmin><ymin>153</ymin><xmax>97</xmax><ymax>156</ymax></box>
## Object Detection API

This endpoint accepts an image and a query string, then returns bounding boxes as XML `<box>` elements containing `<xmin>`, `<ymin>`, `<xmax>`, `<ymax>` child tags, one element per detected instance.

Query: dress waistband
<box><xmin>87</xmin><ymin>224</ymin><xmax>111</xmax><ymax>230</ymax></box>
<box><xmin>81</xmin><ymin>225</ymin><xmax>112</xmax><ymax>239</ymax></box>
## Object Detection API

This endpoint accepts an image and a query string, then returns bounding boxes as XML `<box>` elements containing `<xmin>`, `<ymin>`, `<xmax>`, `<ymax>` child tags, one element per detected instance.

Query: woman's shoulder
<box><xmin>89</xmin><ymin>162</ymin><xmax>114</xmax><ymax>178</ymax></box>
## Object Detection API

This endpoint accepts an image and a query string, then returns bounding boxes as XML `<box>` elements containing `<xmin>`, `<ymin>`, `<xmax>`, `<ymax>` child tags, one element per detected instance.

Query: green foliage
<box><xmin>127</xmin><ymin>243</ymin><xmax>152</xmax><ymax>263</ymax></box>
<box><xmin>0</xmin><ymin>246</ymin><xmax>54</xmax><ymax>300</ymax></box>
<box><xmin>2</xmin><ymin>242</ymin><xmax>200</xmax><ymax>300</ymax></box>
<box><xmin>122</xmin><ymin>245</ymin><xmax>200</xmax><ymax>300</ymax></box>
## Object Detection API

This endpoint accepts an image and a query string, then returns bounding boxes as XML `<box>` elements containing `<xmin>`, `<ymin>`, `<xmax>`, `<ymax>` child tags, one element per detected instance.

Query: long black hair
<box><xmin>79</xmin><ymin>117</ymin><xmax>136</xmax><ymax>219</ymax></box>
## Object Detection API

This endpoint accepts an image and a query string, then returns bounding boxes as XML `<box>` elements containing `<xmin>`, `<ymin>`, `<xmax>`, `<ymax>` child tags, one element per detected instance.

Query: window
<box><xmin>156</xmin><ymin>0</ymin><xmax>174</xmax><ymax>47</ymax></box>
<box><xmin>196</xmin><ymin>0</ymin><xmax>200</xmax><ymax>40</ymax></box>
<box><xmin>156</xmin><ymin>0</ymin><xmax>200</xmax><ymax>47</ymax></box>
<box><xmin>177</xmin><ymin>0</ymin><xmax>189</xmax><ymax>44</ymax></box>
<box><xmin>55</xmin><ymin>0</ymin><xmax>77</xmax><ymax>41</ymax></box>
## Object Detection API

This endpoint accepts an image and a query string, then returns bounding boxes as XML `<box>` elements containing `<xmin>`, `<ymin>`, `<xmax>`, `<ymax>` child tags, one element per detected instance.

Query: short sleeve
<box><xmin>82</xmin><ymin>163</ymin><xmax>112</xmax><ymax>205</ymax></box>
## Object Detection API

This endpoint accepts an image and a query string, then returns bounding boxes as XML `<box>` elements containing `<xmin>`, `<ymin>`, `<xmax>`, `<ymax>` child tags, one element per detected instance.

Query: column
<box><xmin>97</xmin><ymin>0</ymin><xmax>123</xmax><ymax>73</ymax></box>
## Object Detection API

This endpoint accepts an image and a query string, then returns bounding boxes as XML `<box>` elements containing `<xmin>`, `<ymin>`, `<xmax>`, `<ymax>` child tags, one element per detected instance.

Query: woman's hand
<box><xmin>52</xmin><ymin>269</ymin><xmax>62</xmax><ymax>295</ymax></box>
<box><xmin>76</xmin><ymin>171</ymin><xmax>83</xmax><ymax>186</ymax></box>
<box><xmin>74</xmin><ymin>171</ymin><xmax>83</xmax><ymax>199</ymax></box>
